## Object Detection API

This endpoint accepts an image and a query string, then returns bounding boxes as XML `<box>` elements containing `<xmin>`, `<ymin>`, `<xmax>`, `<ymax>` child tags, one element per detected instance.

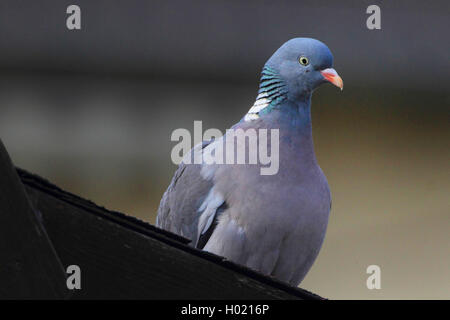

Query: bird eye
<box><xmin>299</xmin><ymin>56</ymin><xmax>309</xmax><ymax>66</ymax></box>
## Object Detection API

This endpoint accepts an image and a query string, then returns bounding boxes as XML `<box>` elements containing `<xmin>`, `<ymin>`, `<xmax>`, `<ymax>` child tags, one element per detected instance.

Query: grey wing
<box><xmin>156</xmin><ymin>140</ymin><xmax>225</xmax><ymax>246</ymax></box>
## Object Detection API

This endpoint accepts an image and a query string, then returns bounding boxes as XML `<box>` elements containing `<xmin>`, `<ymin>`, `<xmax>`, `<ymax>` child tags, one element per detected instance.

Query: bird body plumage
<box><xmin>156</xmin><ymin>38</ymin><xmax>342</xmax><ymax>286</ymax></box>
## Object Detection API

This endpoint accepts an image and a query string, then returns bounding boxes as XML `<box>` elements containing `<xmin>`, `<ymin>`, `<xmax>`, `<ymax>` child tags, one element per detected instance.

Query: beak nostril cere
<box><xmin>320</xmin><ymin>68</ymin><xmax>343</xmax><ymax>90</ymax></box>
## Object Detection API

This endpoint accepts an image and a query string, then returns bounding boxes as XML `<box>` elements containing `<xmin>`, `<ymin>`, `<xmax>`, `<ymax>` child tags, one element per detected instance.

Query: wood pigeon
<box><xmin>156</xmin><ymin>38</ymin><xmax>343</xmax><ymax>286</ymax></box>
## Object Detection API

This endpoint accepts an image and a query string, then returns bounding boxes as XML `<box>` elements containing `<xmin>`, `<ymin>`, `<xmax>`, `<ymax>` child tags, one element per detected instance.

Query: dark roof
<box><xmin>16</xmin><ymin>167</ymin><xmax>324</xmax><ymax>300</ymax></box>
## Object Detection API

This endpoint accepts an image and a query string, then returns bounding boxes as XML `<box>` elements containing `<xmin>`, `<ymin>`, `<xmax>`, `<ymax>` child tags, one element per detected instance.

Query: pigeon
<box><xmin>156</xmin><ymin>38</ymin><xmax>343</xmax><ymax>286</ymax></box>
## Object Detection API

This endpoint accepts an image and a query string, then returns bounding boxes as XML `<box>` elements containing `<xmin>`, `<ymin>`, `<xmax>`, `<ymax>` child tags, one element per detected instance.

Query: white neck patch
<box><xmin>244</xmin><ymin>92</ymin><xmax>270</xmax><ymax>122</ymax></box>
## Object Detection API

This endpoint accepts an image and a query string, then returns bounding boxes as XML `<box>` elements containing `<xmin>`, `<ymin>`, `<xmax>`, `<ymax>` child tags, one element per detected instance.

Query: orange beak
<box><xmin>320</xmin><ymin>68</ymin><xmax>343</xmax><ymax>90</ymax></box>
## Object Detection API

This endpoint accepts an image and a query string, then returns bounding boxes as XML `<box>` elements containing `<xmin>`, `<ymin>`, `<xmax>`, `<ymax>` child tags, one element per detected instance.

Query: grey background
<box><xmin>0</xmin><ymin>1</ymin><xmax>448</xmax><ymax>299</ymax></box>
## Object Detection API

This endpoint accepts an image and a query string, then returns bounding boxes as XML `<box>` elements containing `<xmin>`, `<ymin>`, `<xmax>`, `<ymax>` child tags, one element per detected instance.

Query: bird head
<box><xmin>265</xmin><ymin>38</ymin><xmax>343</xmax><ymax>100</ymax></box>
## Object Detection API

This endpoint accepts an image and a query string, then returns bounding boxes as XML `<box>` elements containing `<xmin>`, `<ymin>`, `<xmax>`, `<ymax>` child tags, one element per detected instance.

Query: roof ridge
<box><xmin>16</xmin><ymin>167</ymin><xmax>324</xmax><ymax>300</ymax></box>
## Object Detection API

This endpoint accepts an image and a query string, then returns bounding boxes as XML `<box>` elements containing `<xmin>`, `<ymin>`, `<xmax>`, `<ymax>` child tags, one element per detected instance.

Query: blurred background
<box><xmin>0</xmin><ymin>0</ymin><xmax>448</xmax><ymax>299</ymax></box>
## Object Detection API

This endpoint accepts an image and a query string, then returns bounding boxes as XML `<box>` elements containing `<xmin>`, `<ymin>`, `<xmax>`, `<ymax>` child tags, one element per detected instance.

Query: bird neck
<box><xmin>239</xmin><ymin>88</ymin><xmax>317</xmax><ymax>167</ymax></box>
<box><xmin>243</xmin><ymin>66</ymin><xmax>288</xmax><ymax>122</ymax></box>
<box><xmin>277</xmin><ymin>98</ymin><xmax>317</xmax><ymax>167</ymax></box>
<box><xmin>241</xmin><ymin>66</ymin><xmax>316</xmax><ymax>163</ymax></box>
<box><xmin>279</xmin><ymin>97</ymin><xmax>314</xmax><ymax>138</ymax></box>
